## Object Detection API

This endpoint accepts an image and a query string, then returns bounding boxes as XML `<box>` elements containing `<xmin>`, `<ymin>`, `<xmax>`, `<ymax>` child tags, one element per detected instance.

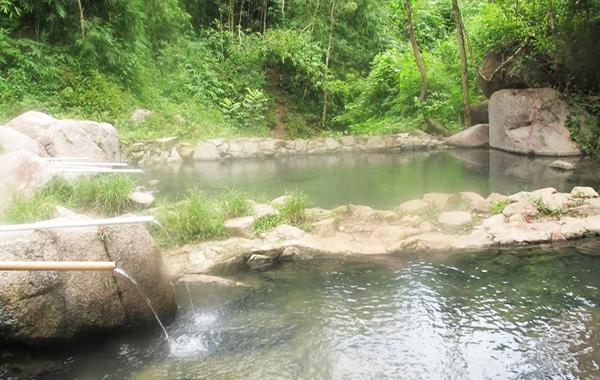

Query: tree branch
<box><xmin>479</xmin><ymin>37</ymin><xmax>531</xmax><ymax>82</ymax></box>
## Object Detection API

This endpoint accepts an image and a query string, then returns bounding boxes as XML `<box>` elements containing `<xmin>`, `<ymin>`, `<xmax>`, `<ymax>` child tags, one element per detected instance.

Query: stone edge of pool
<box><xmin>165</xmin><ymin>186</ymin><xmax>600</xmax><ymax>284</ymax></box>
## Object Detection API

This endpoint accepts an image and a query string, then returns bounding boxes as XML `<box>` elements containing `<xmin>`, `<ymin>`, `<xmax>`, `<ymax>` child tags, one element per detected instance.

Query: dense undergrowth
<box><xmin>1</xmin><ymin>0</ymin><xmax>599</xmax><ymax>146</ymax></box>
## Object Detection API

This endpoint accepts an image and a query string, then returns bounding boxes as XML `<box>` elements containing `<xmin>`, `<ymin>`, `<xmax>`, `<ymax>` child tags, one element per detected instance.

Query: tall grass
<box><xmin>0</xmin><ymin>174</ymin><xmax>138</xmax><ymax>223</ymax></box>
<box><xmin>150</xmin><ymin>188</ymin><xmax>231</xmax><ymax>246</ymax></box>
<box><xmin>276</xmin><ymin>190</ymin><xmax>307</xmax><ymax>224</ymax></box>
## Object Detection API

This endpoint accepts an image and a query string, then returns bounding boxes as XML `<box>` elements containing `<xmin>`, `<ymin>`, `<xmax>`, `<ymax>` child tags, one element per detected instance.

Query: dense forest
<box><xmin>0</xmin><ymin>0</ymin><xmax>599</xmax><ymax>143</ymax></box>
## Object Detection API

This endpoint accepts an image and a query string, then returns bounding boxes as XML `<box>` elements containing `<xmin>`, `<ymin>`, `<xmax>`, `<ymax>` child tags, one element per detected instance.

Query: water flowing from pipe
<box><xmin>113</xmin><ymin>268</ymin><xmax>173</xmax><ymax>347</ymax></box>
<box><xmin>152</xmin><ymin>219</ymin><xmax>194</xmax><ymax>308</ymax></box>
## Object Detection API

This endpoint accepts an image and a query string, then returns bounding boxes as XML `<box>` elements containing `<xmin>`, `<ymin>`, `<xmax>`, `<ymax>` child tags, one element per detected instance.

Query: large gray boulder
<box><xmin>0</xmin><ymin>215</ymin><xmax>176</xmax><ymax>344</ymax></box>
<box><xmin>0</xmin><ymin>150</ymin><xmax>60</xmax><ymax>208</ymax></box>
<box><xmin>489</xmin><ymin>88</ymin><xmax>583</xmax><ymax>156</ymax></box>
<box><xmin>0</xmin><ymin>126</ymin><xmax>40</xmax><ymax>156</ymax></box>
<box><xmin>445</xmin><ymin>124</ymin><xmax>489</xmax><ymax>148</ymax></box>
<box><xmin>7</xmin><ymin>111</ymin><xmax>122</xmax><ymax>162</ymax></box>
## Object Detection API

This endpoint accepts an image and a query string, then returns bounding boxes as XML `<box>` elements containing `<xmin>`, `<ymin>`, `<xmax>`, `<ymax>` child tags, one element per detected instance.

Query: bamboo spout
<box><xmin>0</xmin><ymin>261</ymin><xmax>117</xmax><ymax>271</ymax></box>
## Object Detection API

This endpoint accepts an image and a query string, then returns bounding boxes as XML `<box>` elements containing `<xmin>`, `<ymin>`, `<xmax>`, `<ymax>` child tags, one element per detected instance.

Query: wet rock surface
<box><xmin>0</xmin><ymin>214</ymin><xmax>176</xmax><ymax>345</ymax></box>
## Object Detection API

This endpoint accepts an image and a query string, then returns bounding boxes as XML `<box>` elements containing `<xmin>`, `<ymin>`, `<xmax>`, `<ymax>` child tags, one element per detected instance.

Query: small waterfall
<box><xmin>114</xmin><ymin>268</ymin><xmax>173</xmax><ymax>347</ymax></box>
<box><xmin>152</xmin><ymin>219</ymin><xmax>194</xmax><ymax>308</ymax></box>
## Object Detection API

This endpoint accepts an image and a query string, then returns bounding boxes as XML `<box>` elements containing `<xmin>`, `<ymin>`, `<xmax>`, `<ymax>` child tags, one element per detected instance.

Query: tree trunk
<box><xmin>229</xmin><ymin>0</ymin><xmax>235</xmax><ymax>34</ymax></box>
<box><xmin>77</xmin><ymin>0</ymin><xmax>85</xmax><ymax>40</ymax></box>
<box><xmin>405</xmin><ymin>0</ymin><xmax>427</xmax><ymax>103</ymax></box>
<box><xmin>452</xmin><ymin>0</ymin><xmax>472</xmax><ymax>127</ymax></box>
<box><xmin>262</xmin><ymin>0</ymin><xmax>268</xmax><ymax>34</ymax></box>
<box><xmin>321</xmin><ymin>0</ymin><xmax>336</xmax><ymax>127</ymax></box>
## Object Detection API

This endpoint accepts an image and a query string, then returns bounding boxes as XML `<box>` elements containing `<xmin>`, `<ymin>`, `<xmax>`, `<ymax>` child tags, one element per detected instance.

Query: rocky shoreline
<box><xmin>127</xmin><ymin>132</ymin><xmax>447</xmax><ymax>165</ymax></box>
<box><xmin>162</xmin><ymin>185</ymin><xmax>600</xmax><ymax>284</ymax></box>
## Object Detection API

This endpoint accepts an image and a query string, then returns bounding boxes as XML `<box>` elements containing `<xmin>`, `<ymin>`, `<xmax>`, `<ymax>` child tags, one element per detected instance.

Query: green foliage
<box><xmin>150</xmin><ymin>188</ymin><xmax>229</xmax><ymax>246</ymax></box>
<box><xmin>0</xmin><ymin>174</ymin><xmax>138</xmax><ymax>223</ymax></box>
<box><xmin>565</xmin><ymin>100</ymin><xmax>600</xmax><ymax>157</ymax></box>
<box><xmin>490</xmin><ymin>199</ymin><xmax>515</xmax><ymax>215</ymax></box>
<box><xmin>285</xmin><ymin>113</ymin><xmax>316</xmax><ymax>139</ymax></box>
<box><xmin>217</xmin><ymin>189</ymin><xmax>250</xmax><ymax>219</ymax></box>
<box><xmin>67</xmin><ymin>175</ymin><xmax>137</xmax><ymax>215</ymax></box>
<box><xmin>2</xmin><ymin>0</ymin><xmax>600</xmax><ymax>141</ymax></box>
<box><xmin>528</xmin><ymin>196</ymin><xmax>565</xmax><ymax>217</ymax></box>
<box><xmin>221</xmin><ymin>88</ymin><xmax>269</xmax><ymax>132</ymax></box>
<box><xmin>253</xmin><ymin>190</ymin><xmax>309</xmax><ymax>235</ymax></box>
<box><xmin>254</xmin><ymin>214</ymin><xmax>283</xmax><ymax>236</ymax></box>
<box><xmin>275</xmin><ymin>190</ymin><xmax>308</xmax><ymax>224</ymax></box>
<box><xmin>0</xmin><ymin>191</ymin><xmax>57</xmax><ymax>224</ymax></box>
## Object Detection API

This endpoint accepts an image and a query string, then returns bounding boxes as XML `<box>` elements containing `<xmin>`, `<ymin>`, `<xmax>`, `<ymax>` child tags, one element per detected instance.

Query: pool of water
<box><xmin>3</xmin><ymin>242</ymin><xmax>600</xmax><ymax>379</ymax></box>
<box><xmin>140</xmin><ymin>149</ymin><xmax>600</xmax><ymax>209</ymax></box>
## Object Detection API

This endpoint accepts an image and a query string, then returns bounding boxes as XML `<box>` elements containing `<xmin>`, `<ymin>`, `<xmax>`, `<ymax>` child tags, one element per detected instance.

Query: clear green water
<box><xmin>140</xmin><ymin>149</ymin><xmax>600</xmax><ymax>209</ymax></box>
<box><xmin>3</xmin><ymin>243</ymin><xmax>600</xmax><ymax>379</ymax></box>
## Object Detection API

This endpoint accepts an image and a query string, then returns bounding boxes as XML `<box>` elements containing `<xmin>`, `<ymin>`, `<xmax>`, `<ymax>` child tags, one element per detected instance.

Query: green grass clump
<box><xmin>254</xmin><ymin>214</ymin><xmax>283</xmax><ymax>236</ymax></box>
<box><xmin>0</xmin><ymin>192</ymin><xmax>57</xmax><ymax>224</ymax></box>
<box><xmin>528</xmin><ymin>197</ymin><xmax>564</xmax><ymax>216</ymax></box>
<box><xmin>217</xmin><ymin>189</ymin><xmax>250</xmax><ymax>219</ymax></box>
<box><xmin>151</xmin><ymin>188</ymin><xmax>239</xmax><ymax>246</ymax></box>
<box><xmin>490</xmin><ymin>199</ymin><xmax>516</xmax><ymax>215</ymax></box>
<box><xmin>0</xmin><ymin>174</ymin><xmax>139</xmax><ymax>224</ymax></box>
<box><xmin>275</xmin><ymin>190</ymin><xmax>307</xmax><ymax>224</ymax></box>
<box><xmin>252</xmin><ymin>190</ymin><xmax>309</xmax><ymax>236</ymax></box>
<box><xmin>68</xmin><ymin>175</ymin><xmax>137</xmax><ymax>215</ymax></box>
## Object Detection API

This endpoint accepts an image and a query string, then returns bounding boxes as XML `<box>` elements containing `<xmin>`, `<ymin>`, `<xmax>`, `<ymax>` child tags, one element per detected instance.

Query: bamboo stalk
<box><xmin>0</xmin><ymin>261</ymin><xmax>116</xmax><ymax>271</ymax></box>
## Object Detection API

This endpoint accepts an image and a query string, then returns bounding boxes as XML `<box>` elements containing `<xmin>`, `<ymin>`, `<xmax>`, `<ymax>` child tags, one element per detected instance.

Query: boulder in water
<box><xmin>445</xmin><ymin>124</ymin><xmax>489</xmax><ymax>148</ymax></box>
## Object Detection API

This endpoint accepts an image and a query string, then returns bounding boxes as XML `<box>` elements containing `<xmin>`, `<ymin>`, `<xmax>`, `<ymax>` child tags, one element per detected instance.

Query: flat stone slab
<box><xmin>571</xmin><ymin>186</ymin><xmax>598</xmax><ymax>198</ymax></box>
<box><xmin>312</xmin><ymin>218</ymin><xmax>337</xmax><ymax>237</ymax></box>
<box><xmin>422</xmin><ymin>193</ymin><xmax>456</xmax><ymax>210</ymax></box>
<box><xmin>224</xmin><ymin>216</ymin><xmax>255</xmax><ymax>239</ymax></box>
<box><xmin>438</xmin><ymin>211</ymin><xmax>472</xmax><ymax>228</ymax></box>
<box><xmin>251</xmin><ymin>203</ymin><xmax>280</xmax><ymax>219</ymax></box>
<box><xmin>460</xmin><ymin>192</ymin><xmax>489</xmax><ymax>213</ymax></box>
<box><xmin>399</xmin><ymin>199</ymin><xmax>430</xmax><ymax>214</ymax></box>
<box><xmin>127</xmin><ymin>191</ymin><xmax>154</xmax><ymax>208</ymax></box>
<box><xmin>550</xmin><ymin>160</ymin><xmax>575</xmax><ymax>170</ymax></box>
<box><xmin>502</xmin><ymin>201</ymin><xmax>538</xmax><ymax>218</ymax></box>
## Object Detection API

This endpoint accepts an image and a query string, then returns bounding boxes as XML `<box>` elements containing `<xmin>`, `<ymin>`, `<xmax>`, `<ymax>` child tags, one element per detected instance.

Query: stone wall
<box><xmin>128</xmin><ymin>132</ymin><xmax>446</xmax><ymax>165</ymax></box>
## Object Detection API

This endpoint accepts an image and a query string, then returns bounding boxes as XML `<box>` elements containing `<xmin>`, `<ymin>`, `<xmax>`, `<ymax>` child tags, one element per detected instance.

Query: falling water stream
<box><xmin>113</xmin><ymin>268</ymin><xmax>173</xmax><ymax>347</ymax></box>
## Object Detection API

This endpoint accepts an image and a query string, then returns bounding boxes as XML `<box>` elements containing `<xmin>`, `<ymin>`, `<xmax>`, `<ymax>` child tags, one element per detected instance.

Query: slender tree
<box><xmin>405</xmin><ymin>0</ymin><xmax>427</xmax><ymax>104</ymax></box>
<box><xmin>321</xmin><ymin>0</ymin><xmax>336</xmax><ymax>127</ymax></box>
<box><xmin>452</xmin><ymin>0</ymin><xmax>471</xmax><ymax>127</ymax></box>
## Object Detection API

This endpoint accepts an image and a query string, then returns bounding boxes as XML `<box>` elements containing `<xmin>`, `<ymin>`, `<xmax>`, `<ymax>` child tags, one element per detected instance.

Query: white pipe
<box><xmin>45</xmin><ymin>157</ymin><xmax>89</xmax><ymax>161</ymax></box>
<box><xmin>52</xmin><ymin>162</ymin><xmax>129</xmax><ymax>167</ymax></box>
<box><xmin>0</xmin><ymin>216</ymin><xmax>155</xmax><ymax>233</ymax></box>
<box><xmin>56</xmin><ymin>168</ymin><xmax>143</xmax><ymax>174</ymax></box>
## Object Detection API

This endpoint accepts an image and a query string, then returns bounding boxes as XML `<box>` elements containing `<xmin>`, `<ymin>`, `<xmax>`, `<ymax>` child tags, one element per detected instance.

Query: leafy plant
<box><xmin>490</xmin><ymin>199</ymin><xmax>516</xmax><ymax>215</ymax></box>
